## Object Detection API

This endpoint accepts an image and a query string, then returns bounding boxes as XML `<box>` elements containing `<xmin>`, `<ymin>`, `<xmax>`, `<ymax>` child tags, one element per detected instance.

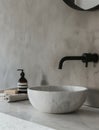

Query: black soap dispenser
<box><xmin>17</xmin><ymin>69</ymin><xmax>28</xmax><ymax>93</ymax></box>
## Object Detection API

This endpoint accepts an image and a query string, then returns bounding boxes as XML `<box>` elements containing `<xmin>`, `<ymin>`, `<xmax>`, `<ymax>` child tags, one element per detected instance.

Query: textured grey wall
<box><xmin>0</xmin><ymin>0</ymin><xmax>99</xmax><ymax>89</ymax></box>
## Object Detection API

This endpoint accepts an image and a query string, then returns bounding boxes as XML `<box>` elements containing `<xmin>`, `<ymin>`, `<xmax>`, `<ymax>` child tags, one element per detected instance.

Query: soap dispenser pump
<box><xmin>17</xmin><ymin>69</ymin><xmax>28</xmax><ymax>93</ymax></box>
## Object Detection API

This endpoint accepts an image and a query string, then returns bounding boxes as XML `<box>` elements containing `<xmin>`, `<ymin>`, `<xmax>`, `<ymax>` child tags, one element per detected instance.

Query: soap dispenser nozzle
<box><xmin>17</xmin><ymin>69</ymin><xmax>25</xmax><ymax>77</ymax></box>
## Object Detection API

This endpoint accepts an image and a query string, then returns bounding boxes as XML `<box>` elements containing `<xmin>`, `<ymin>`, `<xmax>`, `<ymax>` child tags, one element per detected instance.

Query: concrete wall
<box><xmin>0</xmin><ymin>0</ymin><xmax>99</xmax><ymax>89</ymax></box>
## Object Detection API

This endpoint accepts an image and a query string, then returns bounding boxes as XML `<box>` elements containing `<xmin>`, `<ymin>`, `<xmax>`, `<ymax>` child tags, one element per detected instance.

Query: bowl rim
<box><xmin>28</xmin><ymin>85</ymin><xmax>88</xmax><ymax>93</ymax></box>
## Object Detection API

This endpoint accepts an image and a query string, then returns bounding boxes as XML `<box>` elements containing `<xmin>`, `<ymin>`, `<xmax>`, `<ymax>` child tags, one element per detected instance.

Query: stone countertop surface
<box><xmin>0</xmin><ymin>101</ymin><xmax>99</xmax><ymax>130</ymax></box>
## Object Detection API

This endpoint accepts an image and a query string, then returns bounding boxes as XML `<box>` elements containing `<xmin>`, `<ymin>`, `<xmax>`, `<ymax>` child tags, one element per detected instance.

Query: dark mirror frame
<box><xmin>63</xmin><ymin>0</ymin><xmax>99</xmax><ymax>11</ymax></box>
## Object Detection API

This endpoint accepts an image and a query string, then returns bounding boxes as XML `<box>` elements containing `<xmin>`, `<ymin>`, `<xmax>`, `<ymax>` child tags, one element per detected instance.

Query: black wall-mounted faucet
<box><xmin>58</xmin><ymin>53</ymin><xmax>99</xmax><ymax>69</ymax></box>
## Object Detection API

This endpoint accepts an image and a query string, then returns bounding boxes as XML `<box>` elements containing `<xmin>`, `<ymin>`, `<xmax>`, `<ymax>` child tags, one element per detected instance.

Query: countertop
<box><xmin>0</xmin><ymin>101</ymin><xmax>99</xmax><ymax>130</ymax></box>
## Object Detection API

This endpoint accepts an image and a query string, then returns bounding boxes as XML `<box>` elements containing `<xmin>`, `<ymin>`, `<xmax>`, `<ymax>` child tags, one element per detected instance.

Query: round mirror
<box><xmin>63</xmin><ymin>0</ymin><xmax>99</xmax><ymax>11</ymax></box>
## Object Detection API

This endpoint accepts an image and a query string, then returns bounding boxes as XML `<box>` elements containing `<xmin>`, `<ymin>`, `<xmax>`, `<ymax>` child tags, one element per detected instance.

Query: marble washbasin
<box><xmin>28</xmin><ymin>86</ymin><xmax>87</xmax><ymax>114</ymax></box>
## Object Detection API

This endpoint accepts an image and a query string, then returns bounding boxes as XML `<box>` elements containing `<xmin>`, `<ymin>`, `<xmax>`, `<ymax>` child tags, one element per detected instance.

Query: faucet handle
<box><xmin>82</xmin><ymin>53</ymin><xmax>88</xmax><ymax>67</ymax></box>
<box><xmin>82</xmin><ymin>53</ymin><xmax>99</xmax><ymax>67</ymax></box>
<box><xmin>85</xmin><ymin>61</ymin><xmax>88</xmax><ymax>67</ymax></box>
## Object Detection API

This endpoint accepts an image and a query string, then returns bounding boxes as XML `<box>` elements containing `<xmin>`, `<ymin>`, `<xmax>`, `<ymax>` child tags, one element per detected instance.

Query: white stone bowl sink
<box><xmin>28</xmin><ymin>85</ymin><xmax>87</xmax><ymax>114</ymax></box>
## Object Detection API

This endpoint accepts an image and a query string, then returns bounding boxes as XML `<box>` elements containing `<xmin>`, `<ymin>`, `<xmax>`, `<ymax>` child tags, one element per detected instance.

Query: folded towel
<box><xmin>4</xmin><ymin>89</ymin><xmax>18</xmax><ymax>95</ymax></box>
<box><xmin>4</xmin><ymin>94</ymin><xmax>28</xmax><ymax>103</ymax></box>
<box><xmin>0</xmin><ymin>93</ymin><xmax>5</xmax><ymax>101</ymax></box>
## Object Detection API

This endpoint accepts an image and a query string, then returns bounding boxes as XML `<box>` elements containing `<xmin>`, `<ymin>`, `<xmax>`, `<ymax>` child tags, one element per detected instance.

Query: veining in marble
<box><xmin>0</xmin><ymin>112</ymin><xmax>54</xmax><ymax>130</ymax></box>
<box><xmin>0</xmin><ymin>101</ymin><xmax>99</xmax><ymax>130</ymax></box>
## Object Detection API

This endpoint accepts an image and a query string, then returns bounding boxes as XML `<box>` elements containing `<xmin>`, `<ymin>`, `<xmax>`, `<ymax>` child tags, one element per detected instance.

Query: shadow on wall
<box><xmin>40</xmin><ymin>73</ymin><xmax>49</xmax><ymax>85</ymax></box>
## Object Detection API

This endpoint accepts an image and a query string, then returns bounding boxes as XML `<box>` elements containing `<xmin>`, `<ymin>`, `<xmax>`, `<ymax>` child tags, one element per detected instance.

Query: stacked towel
<box><xmin>0</xmin><ymin>88</ymin><xmax>28</xmax><ymax>103</ymax></box>
<box><xmin>0</xmin><ymin>93</ymin><xmax>5</xmax><ymax>101</ymax></box>
<box><xmin>4</xmin><ymin>94</ymin><xmax>28</xmax><ymax>103</ymax></box>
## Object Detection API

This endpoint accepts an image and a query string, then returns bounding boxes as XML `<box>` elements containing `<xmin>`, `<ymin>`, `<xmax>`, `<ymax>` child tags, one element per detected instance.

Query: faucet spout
<box><xmin>58</xmin><ymin>56</ymin><xmax>82</xmax><ymax>69</ymax></box>
<box><xmin>58</xmin><ymin>53</ymin><xmax>99</xmax><ymax>69</ymax></box>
